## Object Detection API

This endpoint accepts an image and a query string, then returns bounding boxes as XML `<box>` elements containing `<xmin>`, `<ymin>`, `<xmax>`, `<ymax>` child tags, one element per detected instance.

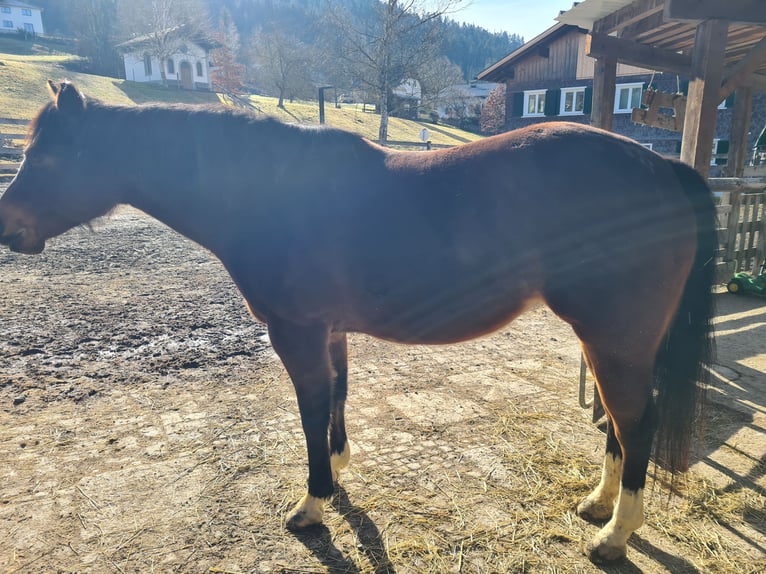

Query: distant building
<box><xmin>117</xmin><ymin>27</ymin><xmax>218</xmax><ymax>91</ymax></box>
<box><xmin>0</xmin><ymin>1</ymin><xmax>44</xmax><ymax>37</ymax></box>
<box><xmin>391</xmin><ymin>79</ymin><xmax>422</xmax><ymax>119</ymax></box>
<box><xmin>436</xmin><ymin>81</ymin><xmax>499</xmax><ymax>121</ymax></box>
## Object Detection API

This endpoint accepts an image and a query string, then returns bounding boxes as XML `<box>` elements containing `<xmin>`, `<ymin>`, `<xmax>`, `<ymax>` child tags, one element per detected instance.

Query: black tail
<box><xmin>653</xmin><ymin>160</ymin><xmax>717</xmax><ymax>476</ymax></box>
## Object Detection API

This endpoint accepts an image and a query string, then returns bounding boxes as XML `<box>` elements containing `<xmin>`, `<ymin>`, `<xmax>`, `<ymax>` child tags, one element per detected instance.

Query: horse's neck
<box><xmin>119</xmin><ymin>111</ymin><xmax>236</xmax><ymax>256</ymax></box>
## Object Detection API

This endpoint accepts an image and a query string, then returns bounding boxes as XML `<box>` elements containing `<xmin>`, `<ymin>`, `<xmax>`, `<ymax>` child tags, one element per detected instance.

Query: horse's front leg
<box><xmin>268</xmin><ymin>318</ymin><xmax>335</xmax><ymax>530</ymax></box>
<box><xmin>329</xmin><ymin>332</ymin><xmax>351</xmax><ymax>481</ymax></box>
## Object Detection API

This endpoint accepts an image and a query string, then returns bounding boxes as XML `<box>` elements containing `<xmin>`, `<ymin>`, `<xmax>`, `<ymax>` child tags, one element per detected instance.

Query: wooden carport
<box><xmin>557</xmin><ymin>1</ymin><xmax>766</xmax><ymax>422</ymax></box>
<box><xmin>557</xmin><ymin>0</ymin><xmax>766</xmax><ymax>178</ymax></box>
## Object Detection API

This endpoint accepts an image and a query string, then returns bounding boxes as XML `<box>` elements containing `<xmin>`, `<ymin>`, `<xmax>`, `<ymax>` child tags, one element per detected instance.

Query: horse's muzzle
<box><xmin>0</xmin><ymin>223</ymin><xmax>45</xmax><ymax>254</ymax></box>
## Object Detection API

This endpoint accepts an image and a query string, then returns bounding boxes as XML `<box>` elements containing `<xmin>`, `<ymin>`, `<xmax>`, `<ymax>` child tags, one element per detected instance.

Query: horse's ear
<box><xmin>53</xmin><ymin>81</ymin><xmax>86</xmax><ymax>115</ymax></box>
<box><xmin>47</xmin><ymin>79</ymin><xmax>59</xmax><ymax>97</ymax></box>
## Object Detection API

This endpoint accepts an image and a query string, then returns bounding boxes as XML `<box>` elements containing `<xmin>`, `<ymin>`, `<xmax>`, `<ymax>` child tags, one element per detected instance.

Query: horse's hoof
<box><xmin>285</xmin><ymin>493</ymin><xmax>326</xmax><ymax>531</ymax></box>
<box><xmin>286</xmin><ymin>510</ymin><xmax>322</xmax><ymax>531</ymax></box>
<box><xmin>586</xmin><ymin>539</ymin><xmax>627</xmax><ymax>564</ymax></box>
<box><xmin>577</xmin><ymin>498</ymin><xmax>613</xmax><ymax>523</ymax></box>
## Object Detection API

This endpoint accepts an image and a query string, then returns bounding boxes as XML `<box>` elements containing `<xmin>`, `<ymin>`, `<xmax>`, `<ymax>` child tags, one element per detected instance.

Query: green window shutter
<box><xmin>675</xmin><ymin>140</ymin><xmax>682</xmax><ymax>154</ymax></box>
<box><xmin>583</xmin><ymin>86</ymin><xmax>593</xmax><ymax>114</ymax></box>
<box><xmin>511</xmin><ymin>92</ymin><xmax>524</xmax><ymax>117</ymax></box>
<box><xmin>725</xmin><ymin>93</ymin><xmax>736</xmax><ymax>108</ymax></box>
<box><xmin>544</xmin><ymin>88</ymin><xmax>561</xmax><ymax>116</ymax></box>
<box><xmin>715</xmin><ymin>139</ymin><xmax>729</xmax><ymax>165</ymax></box>
<box><xmin>680</xmin><ymin>80</ymin><xmax>689</xmax><ymax>95</ymax></box>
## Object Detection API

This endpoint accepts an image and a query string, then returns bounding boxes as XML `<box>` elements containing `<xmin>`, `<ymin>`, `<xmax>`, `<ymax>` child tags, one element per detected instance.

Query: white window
<box><xmin>640</xmin><ymin>143</ymin><xmax>653</xmax><ymax>150</ymax></box>
<box><xmin>560</xmin><ymin>87</ymin><xmax>586</xmax><ymax>115</ymax></box>
<box><xmin>1</xmin><ymin>7</ymin><xmax>10</xmax><ymax>14</ymax></box>
<box><xmin>21</xmin><ymin>8</ymin><xmax>32</xmax><ymax>16</ymax></box>
<box><xmin>2</xmin><ymin>20</ymin><xmax>12</xmax><ymax>28</ymax></box>
<box><xmin>523</xmin><ymin>90</ymin><xmax>546</xmax><ymax>117</ymax></box>
<box><xmin>615</xmin><ymin>83</ymin><xmax>643</xmax><ymax>113</ymax></box>
<box><xmin>23</xmin><ymin>23</ymin><xmax>33</xmax><ymax>33</ymax></box>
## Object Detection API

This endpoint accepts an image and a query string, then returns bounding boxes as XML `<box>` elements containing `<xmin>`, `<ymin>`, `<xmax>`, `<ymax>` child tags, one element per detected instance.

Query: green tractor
<box><xmin>726</xmin><ymin>261</ymin><xmax>766</xmax><ymax>297</ymax></box>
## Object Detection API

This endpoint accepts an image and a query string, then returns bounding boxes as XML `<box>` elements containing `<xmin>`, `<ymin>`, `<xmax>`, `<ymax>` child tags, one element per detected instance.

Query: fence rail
<box><xmin>710</xmin><ymin>178</ymin><xmax>765</xmax><ymax>279</ymax></box>
<box><xmin>0</xmin><ymin>117</ymin><xmax>26</xmax><ymax>181</ymax></box>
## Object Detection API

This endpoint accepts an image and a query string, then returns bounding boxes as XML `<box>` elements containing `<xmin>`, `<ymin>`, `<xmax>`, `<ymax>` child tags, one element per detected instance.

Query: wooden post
<box><xmin>680</xmin><ymin>19</ymin><xmax>728</xmax><ymax>177</ymax></box>
<box><xmin>590</xmin><ymin>55</ymin><xmax>617</xmax><ymax>131</ymax></box>
<box><xmin>724</xmin><ymin>87</ymin><xmax>753</xmax><ymax>177</ymax></box>
<box><xmin>586</xmin><ymin>51</ymin><xmax>616</xmax><ymax>422</ymax></box>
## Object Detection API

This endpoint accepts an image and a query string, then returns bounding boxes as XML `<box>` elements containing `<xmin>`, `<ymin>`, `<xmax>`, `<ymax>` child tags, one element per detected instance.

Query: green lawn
<box><xmin>0</xmin><ymin>36</ymin><xmax>481</xmax><ymax>147</ymax></box>
<box><xmin>248</xmin><ymin>96</ymin><xmax>482</xmax><ymax>146</ymax></box>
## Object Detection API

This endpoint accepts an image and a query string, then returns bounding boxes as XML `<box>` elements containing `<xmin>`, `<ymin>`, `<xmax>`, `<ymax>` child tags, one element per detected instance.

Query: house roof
<box><xmin>116</xmin><ymin>24</ymin><xmax>219</xmax><ymax>52</ymax></box>
<box><xmin>556</xmin><ymin>0</ymin><xmax>766</xmax><ymax>74</ymax></box>
<box><xmin>477</xmin><ymin>23</ymin><xmax>583</xmax><ymax>82</ymax></box>
<box><xmin>554</xmin><ymin>0</ymin><xmax>634</xmax><ymax>30</ymax></box>
<box><xmin>440</xmin><ymin>82</ymin><xmax>498</xmax><ymax>100</ymax></box>
<box><xmin>0</xmin><ymin>1</ymin><xmax>42</xmax><ymax>9</ymax></box>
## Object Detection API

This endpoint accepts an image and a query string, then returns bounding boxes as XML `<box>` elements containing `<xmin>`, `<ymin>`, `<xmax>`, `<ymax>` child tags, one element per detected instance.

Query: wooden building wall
<box><xmin>575</xmin><ymin>35</ymin><xmax>653</xmax><ymax>79</ymax></box>
<box><xmin>510</xmin><ymin>30</ymin><xmax>583</xmax><ymax>84</ymax></box>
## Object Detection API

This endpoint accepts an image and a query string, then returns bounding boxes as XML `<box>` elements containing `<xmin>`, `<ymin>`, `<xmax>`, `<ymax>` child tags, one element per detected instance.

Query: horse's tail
<box><xmin>653</xmin><ymin>159</ymin><xmax>717</xmax><ymax>477</ymax></box>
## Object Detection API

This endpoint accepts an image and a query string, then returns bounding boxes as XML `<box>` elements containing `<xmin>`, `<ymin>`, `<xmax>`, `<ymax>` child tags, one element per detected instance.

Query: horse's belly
<box><xmin>343</xmin><ymin>276</ymin><xmax>542</xmax><ymax>344</ymax></box>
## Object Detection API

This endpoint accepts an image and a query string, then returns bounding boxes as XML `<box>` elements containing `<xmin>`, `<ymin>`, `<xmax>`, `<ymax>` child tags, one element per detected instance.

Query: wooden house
<box><xmin>547</xmin><ymin>0</ymin><xmax>766</xmax><ymax>178</ymax></box>
<box><xmin>478</xmin><ymin>22</ymin><xmax>756</xmax><ymax>167</ymax></box>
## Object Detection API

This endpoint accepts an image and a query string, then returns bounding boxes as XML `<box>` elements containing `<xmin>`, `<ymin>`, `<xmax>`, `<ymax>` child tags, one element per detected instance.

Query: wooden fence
<box><xmin>0</xmin><ymin>117</ymin><xmax>26</xmax><ymax>182</ymax></box>
<box><xmin>710</xmin><ymin>178</ymin><xmax>765</xmax><ymax>278</ymax></box>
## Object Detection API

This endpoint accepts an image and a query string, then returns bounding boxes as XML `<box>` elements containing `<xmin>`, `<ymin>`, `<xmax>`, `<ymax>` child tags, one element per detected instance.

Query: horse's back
<box><xmin>327</xmin><ymin>122</ymin><xmax>698</xmax><ymax>343</ymax></box>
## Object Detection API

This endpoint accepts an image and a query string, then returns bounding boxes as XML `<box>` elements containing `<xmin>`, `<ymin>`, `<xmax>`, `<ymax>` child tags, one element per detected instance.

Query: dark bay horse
<box><xmin>0</xmin><ymin>82</ymin><xmax>716</xmax><ymax>563</ymax></box>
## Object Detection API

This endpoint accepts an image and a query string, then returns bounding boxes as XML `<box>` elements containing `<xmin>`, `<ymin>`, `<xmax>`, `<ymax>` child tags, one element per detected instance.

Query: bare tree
<box><xmin>417</xmin><ymin>55</ymin><xmax>464</xmax><ymax>116</ymax></box>
<box><xmin>69</xmin><ymin>0</ymin><xmax>121</xmax><ymax>76</ymax></box>
<box><xmin>323</xmin><ymin>0</ymin><xmax>466</xmax><ymax>142</ymax></box>
<box><xmin>248</xmin><ymin>29</ymin><xmax>313</xmax><ymax>108</ymax></box>
<box><xmin>118</xmin><ymin>0</ymin><xmax>209</xmax><ymax>86</ymax></box>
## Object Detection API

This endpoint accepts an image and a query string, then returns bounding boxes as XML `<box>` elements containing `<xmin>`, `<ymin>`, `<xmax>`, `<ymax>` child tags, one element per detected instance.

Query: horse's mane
<box><xmin>28</xmin><ymin>97</ymin><xmax>380</xmax><ymax>162</ymax></box>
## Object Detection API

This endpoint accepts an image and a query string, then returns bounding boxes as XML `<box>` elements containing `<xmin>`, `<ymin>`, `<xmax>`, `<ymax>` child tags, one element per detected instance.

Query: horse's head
<box><xmin>0</xmin><ymin>81</ymin><xmax>120</xmax><ymax>254</ymax></box>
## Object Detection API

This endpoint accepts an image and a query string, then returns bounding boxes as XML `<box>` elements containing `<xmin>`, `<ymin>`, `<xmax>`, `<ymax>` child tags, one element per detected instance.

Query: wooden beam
<box><xmin>724</xmin><ymin>86</ymin><xmax>753</xmax><ymax>177</ymax></box>
<box><xmin>593</xmin><ymin>0</ymin><xmax>664</xmax><ymax>35</ymax></box>
<box><xmin>743</xmin><ymin>72</ymin><xmax>766</xmax><ymax>92</ymax></box>
<box><xmin>586</xmin><ymin>33</ymin><xmax>692</xmax><ymax>75</ymax></box>
<box><xmin>719</xmin><ymin>35</ymin><xmax>766</xmax><ymax>101</ymax></box>
<box><xmin>665</xmin><ymin>0</ymin><xmax>766</xmax><ymax>25</ymax></box>
<box><xmin>620</xmin><ymin>10</ymin><xmax>665</xmax><ymax>41</ymax></box>
<box><xmin>681</xmin><ymin>19</ymin><xmax>729</xmax><ymax>177</ymax></box>
<box><xmin>591</xmin><ymin>56</ymin><xmax>617</xmax><ymax>131</ymax></box>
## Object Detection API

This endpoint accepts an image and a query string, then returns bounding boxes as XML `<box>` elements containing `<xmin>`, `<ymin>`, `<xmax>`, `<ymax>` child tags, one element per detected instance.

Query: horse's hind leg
<box><xmin>267</xmin><ymin>318</ymin><xmax>335</xmax><ymax>530</ymax></box>
<box><xmin>577</xmin><ymin>413</ymin><xmax>622</xmax><ymax>522</ymax></box>
<box><xmin>580</xmin><ymin>345</ymin><xmax>655</xmax><ymax>563</ymax></box>
<box><xmin>329</xmin><ymin>332</ymin><xmax>351</xmax><ymax>480</ymax></box>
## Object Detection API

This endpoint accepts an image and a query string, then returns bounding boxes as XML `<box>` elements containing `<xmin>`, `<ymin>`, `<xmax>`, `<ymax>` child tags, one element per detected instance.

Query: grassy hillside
<box><xmin>0</xmin><ymin>36</ymin><xmax>481</xmax><ymax>148</ymax></box>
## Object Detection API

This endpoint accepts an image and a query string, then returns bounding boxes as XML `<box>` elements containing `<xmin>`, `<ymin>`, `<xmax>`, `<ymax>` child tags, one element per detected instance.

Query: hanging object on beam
<box><xmin>631</xmin><ymin>88</ymin><xmax>687</xmax><ymax>132</ymax></box>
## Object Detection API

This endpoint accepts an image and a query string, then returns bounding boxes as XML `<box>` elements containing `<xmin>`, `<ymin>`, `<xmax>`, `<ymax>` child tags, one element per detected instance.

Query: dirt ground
<box><xmin>0</xmin><ymin>200</ymin><xmax>764</xmax><ymax>574</ymax></box>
